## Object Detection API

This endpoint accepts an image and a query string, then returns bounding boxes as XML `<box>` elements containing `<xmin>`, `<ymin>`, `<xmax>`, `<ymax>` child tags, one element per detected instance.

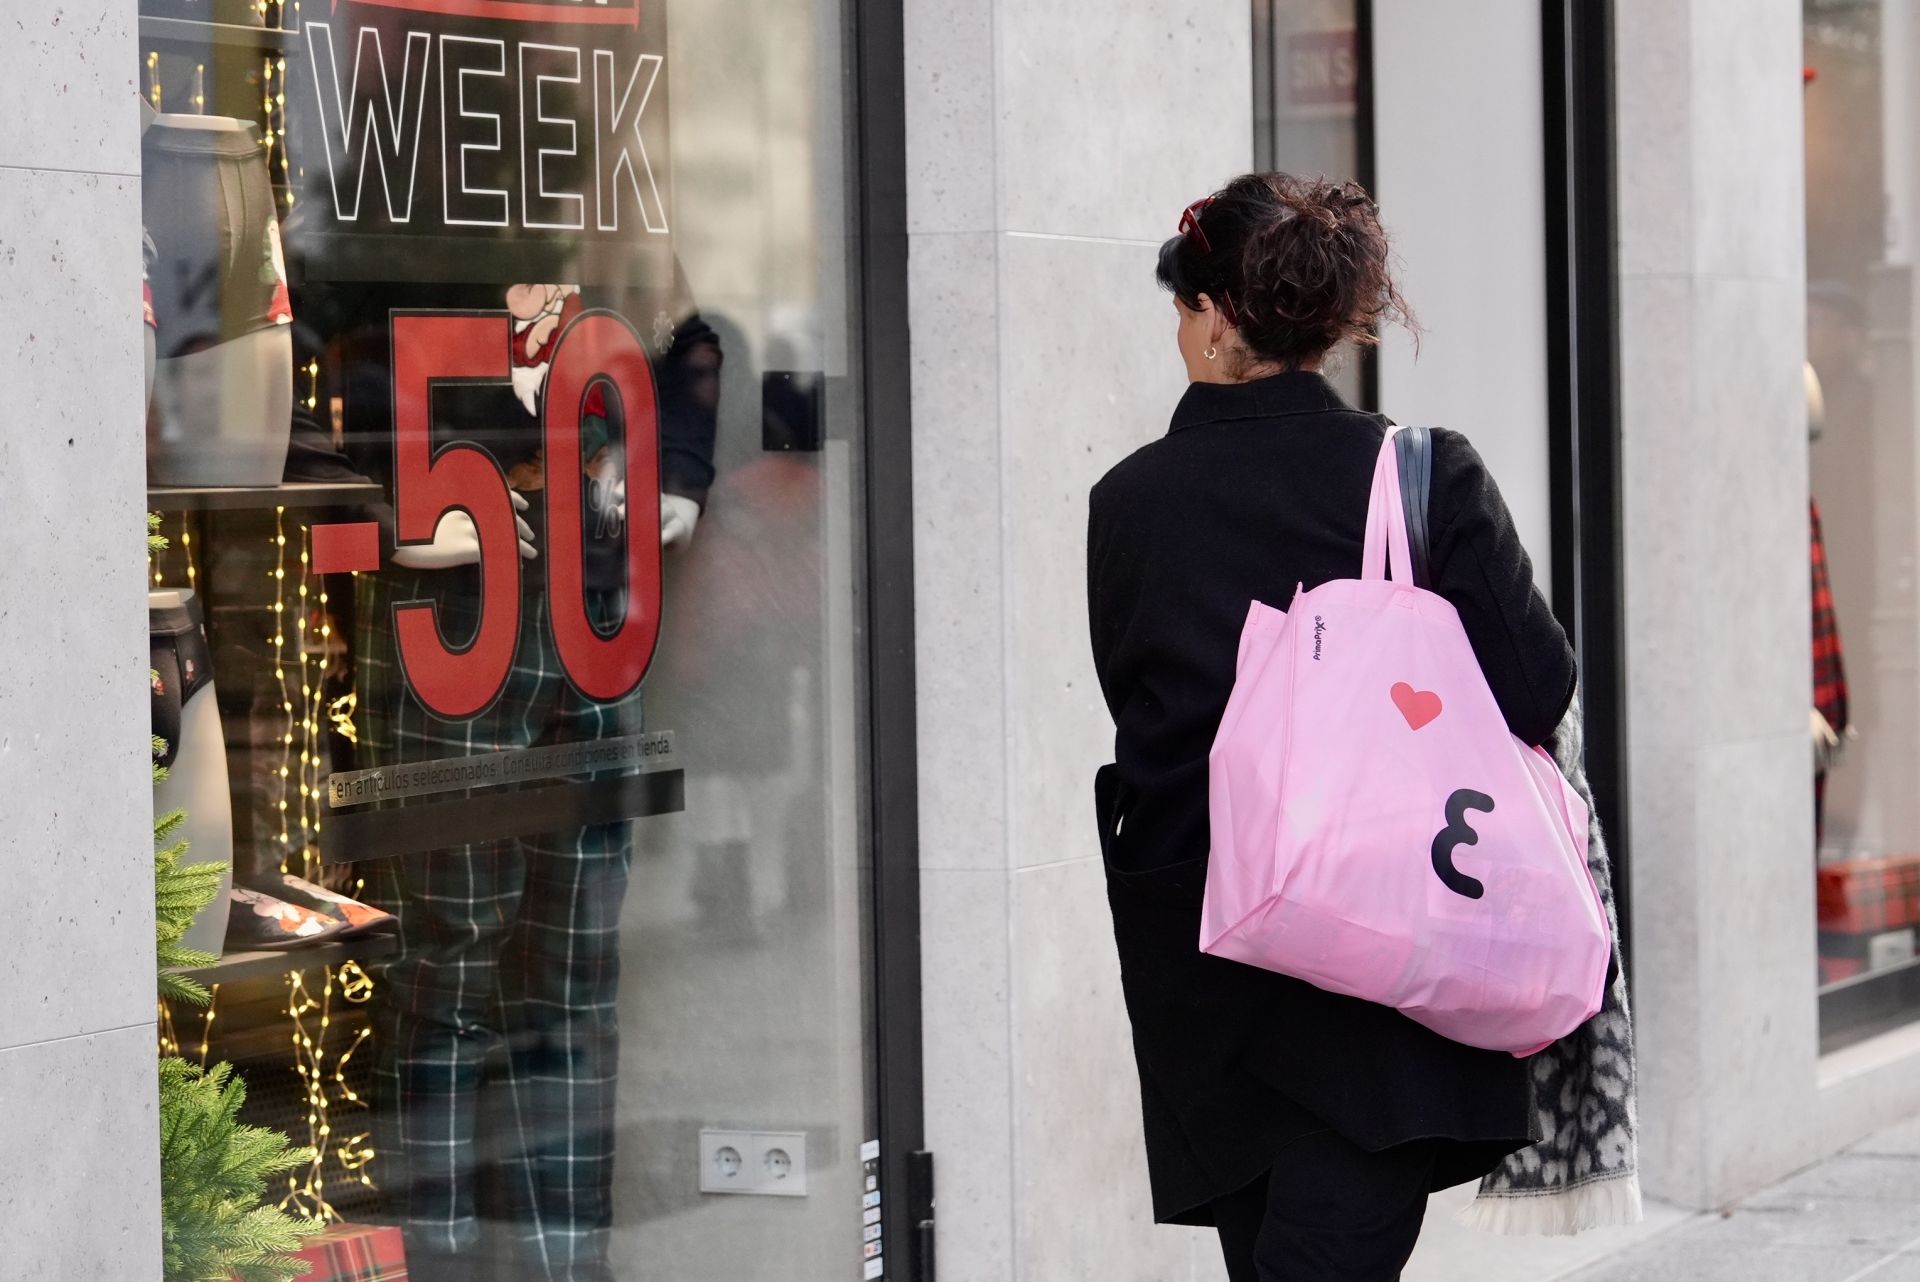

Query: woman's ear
<box><xmin>1198</xmin><ymin>293</ymin><xmax>1232</xmax><ymax>346</ymax></box>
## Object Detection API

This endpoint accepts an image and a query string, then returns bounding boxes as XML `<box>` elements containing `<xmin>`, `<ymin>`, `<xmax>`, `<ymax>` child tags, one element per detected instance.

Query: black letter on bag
<box><xmin>1431</xmin><ymin>789</ymin><xmax>1495</xmax><ymax>900</ymax></box>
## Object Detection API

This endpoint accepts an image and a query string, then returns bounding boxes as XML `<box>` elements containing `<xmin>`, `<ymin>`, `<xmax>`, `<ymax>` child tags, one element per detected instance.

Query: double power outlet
<box><xmin>698</xmin><ymin>1128</ymin><xmax>809</xmax><ymax>1198</ymax></box>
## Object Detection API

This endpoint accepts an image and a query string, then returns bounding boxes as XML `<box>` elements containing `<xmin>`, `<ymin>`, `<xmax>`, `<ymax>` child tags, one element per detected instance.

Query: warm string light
<box><xmin>329</xmin><ymin>692</ymin><xmax>360</xmax><ymax>746</ymax></box>
<box><xmin>158</xmin><ymin>1000</ymin><xmax>180</xmax><ymax>1058</ymax></box>
<box><xmin>262</xmin><ymin>54</ymin><xmax>292</xmax><ymax>202</ymax></box>
<box><xmin>147</xmin><ymin>52</ymin><xmax>162</xmax><ymax>111</ymax></box>
<box><xmin>192</xmin><ymin>64</ymin><xmax>205</xmax><ymax>114</ymax></box>
<box><xmin>269</xmin><ymin>515</ymin><xmax>333</xmax><ymax>878</ymax></box>
<box><xmin>179</xmin><ymin>514</ymin><xmax>198</xmax><ymax>589</ymax></box>
<box><xmin>274</xmin><ymin>507</ymin><xmax>295</xmax><ymax>864</ymax></box>
<box><xmin>332</xmin><ymin>959</ymin><xmax>378</xmax><ymax>1193</ymax></box>
<box><xmin>155</xmin><ymin>984</ymin><xmax>218</xmax><ymax>1069</ymax></box>
<box><xmin>200</xmin><ymin>984</ymin><xmax>219</xmax><ymax>1068</ymax></box>
<box><xmin>298</xmin><ymin>526</ymin><xmax>326</xmax><ymax>875</ymax></box>
<box><xmin>279</xmin><ymin>962</ymin><xmax>378</xmax><ymax>1221</ymax></box>
<box><xmin>263</xmin><ymin>58</ymin><xmax>276</xmax><ymax>167</ymax></box>
<box><xmin>277</xmin><ymin>56</ymin><xmax>293</xmax><ymax>205</ymax></box>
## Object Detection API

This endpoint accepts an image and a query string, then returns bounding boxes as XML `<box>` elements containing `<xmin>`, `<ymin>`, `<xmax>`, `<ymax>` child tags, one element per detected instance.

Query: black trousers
<box><xmin>1213</xmin><ymin>1131</ymin><xmax>1438</xmax><ymax>1282</ymax></box>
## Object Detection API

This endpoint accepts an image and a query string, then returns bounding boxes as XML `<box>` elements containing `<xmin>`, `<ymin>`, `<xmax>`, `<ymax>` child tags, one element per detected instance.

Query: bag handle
<box><xmin>1362</xmin><ymin>426</ymin><xmax>1415</xmax><ymax>583</ymax></box>
<box><xmin>1397</xmin><ymin>425</ymin><xmax>1434</xmax><ymax>588</ymax></box>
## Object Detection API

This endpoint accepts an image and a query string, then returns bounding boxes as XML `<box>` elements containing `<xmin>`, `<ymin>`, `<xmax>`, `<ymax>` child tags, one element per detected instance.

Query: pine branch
<box><xmin>158</xmin><ymin>970</ymin><xmax>213</xmax><ymax>1008</ymax></box>
<box><xmin>158</xmin><ymin>1059</ymin><xmax>317</xmax><ymax>1282</ymax></box>
<box><xmin>154</xmin><ymin>798</ymin><xmax>224</xmax><ymax>1009</ymax></box>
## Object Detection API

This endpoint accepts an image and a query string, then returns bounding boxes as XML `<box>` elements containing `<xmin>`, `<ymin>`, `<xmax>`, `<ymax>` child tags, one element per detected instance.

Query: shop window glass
<box><xmin>139</xmin><ymin>0</ymin><xmax>884</xmax><ymax>1275</ymax></box>
<box><xmin>1806</xmin><ymin>0</ymin><xmax>1920</xmax><ymax>1048</ymax></box>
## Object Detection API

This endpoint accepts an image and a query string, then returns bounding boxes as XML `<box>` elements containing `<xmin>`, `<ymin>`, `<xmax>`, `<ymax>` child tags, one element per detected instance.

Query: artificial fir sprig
<box><xmin>153</xmin><ymin>792</ymin><xmax>222</xmax><ymax>1006</ymax></box>
<box><xmin>157</xmin><ymin>1059</ymin><xmax>316</xmax><ymax>1282</ymax></box>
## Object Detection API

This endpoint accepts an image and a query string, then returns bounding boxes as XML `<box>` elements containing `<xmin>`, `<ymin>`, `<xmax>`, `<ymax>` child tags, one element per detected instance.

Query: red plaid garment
<box><xmin>1818</xmin><ymin>856</ymin><xmax>1920</xmax><ymax>934</ymax></box>
<box><xmin>281</xmin><ymin>1223</ymin><xmax>408</xmax><ymax>1282</ymax></box>
<box><xmin>1812</xmin><ymin>500</ymin><xmax>1849</xmax><ymax>735</ymax></box>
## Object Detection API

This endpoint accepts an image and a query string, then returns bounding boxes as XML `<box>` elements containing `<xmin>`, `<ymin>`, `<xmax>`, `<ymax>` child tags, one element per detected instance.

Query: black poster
<box><xmin>288</xmin><ymin>0</ymin><xmax>673</xmax><ymax>286</ymax></box>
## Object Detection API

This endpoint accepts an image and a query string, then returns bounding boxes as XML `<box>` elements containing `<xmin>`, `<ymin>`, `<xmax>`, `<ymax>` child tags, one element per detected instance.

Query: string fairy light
<box><xmin>297</xmin><ymin>526</ymin><xmax>325</xmax><ymax>877</ymax></box>
<box><xmin>278</xmin><ymin>55</ymin><xmax>293</xmax><ymax>205</ymax></box>
<box><xmin>146</xmin><ymin>52</ymin><xmax>163</xmax><ymax>111</ymax></box>
<box><xmin>279</xmin><ymin>962</ymin><xmax>379</xmax><ymax>1221</ymax></box>
<box><xmin>329</xmin><ymin>692</ymin><xmax>360</xmax><ymax>746</ymax></box>
<box><xmin>263</xmin><ymin>58</ymin><xmax>276</xmax><ymax>169</ymax></box>
<box><xmin>157</xmin><ymin>1000</ymin><xmax>179</xmax><ymax>1058</ymax></box>
<box><xmin>199</xmin><ymin>985</ymin><xmax>219</xmax><ymax>1068</ymax></box>
<box><xmin>179</xmin><ymin>514</ymin><xmax>198</xmax><ymax>590</ymax></box>
<box><xmin>155</xmin><ymin>983</ymin><xmax>219</xmax><ymax>1069</ymax></box>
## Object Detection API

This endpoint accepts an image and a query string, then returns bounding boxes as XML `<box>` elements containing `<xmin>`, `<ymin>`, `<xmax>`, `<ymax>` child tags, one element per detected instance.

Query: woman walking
<box><xmin>1086</xmin><ymin>172</ymin><xmax>1603</xmax><ymax>1280</ymax></box>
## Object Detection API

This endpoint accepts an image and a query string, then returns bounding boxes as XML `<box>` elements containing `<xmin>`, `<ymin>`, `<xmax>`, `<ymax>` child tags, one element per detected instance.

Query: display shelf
<box><xmin>170</xmin><ymin>928</ymin><xmax>399</xmax><ymax>988</ymax></box>
<box><xmin>148</xmin><ymin>480</ymin><xmax>384</xmax><ymax>513</ymax></box>
<box><xmin>139</xmin><ymin>16</ymin><xmax>303</xmax><ymax>55</ymax></box>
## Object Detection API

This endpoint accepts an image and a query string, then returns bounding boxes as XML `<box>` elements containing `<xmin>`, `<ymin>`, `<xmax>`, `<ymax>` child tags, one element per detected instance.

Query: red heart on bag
<box><xmin>1391</xmin><ymin>682</ymin><xmax>1443</xmax><ymax>731</ymax></box>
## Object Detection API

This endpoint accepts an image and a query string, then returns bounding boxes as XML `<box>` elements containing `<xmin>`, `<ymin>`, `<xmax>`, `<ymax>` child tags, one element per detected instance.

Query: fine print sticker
<box><xmin>327</xmin><ymin>731</ymin><xmax>676</xmax><ymax>807</ymax></box>
<box><xmin>862</xmin><ymin>1139</ymin><xmax>883</xmax><ymax>1278</ymax></box>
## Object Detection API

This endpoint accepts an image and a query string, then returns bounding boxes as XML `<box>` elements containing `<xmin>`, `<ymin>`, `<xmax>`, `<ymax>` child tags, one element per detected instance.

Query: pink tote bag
<box><xmin>1201</xmin><ymin>428</ymin><xmax>1610</xmax><ymax>1055</ymax></box>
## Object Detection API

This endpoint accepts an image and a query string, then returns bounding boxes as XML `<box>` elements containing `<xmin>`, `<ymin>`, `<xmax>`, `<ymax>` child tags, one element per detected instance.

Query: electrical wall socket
<box><xmin>699</xmin><ymin>1129</ymin><xmax>809</xmax><ymax>1198</ymax></box>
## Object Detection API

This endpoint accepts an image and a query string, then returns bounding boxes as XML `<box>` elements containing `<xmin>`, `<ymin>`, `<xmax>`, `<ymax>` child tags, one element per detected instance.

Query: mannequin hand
<box><xmin>591</xmin><ymin>471</ymin><xmax>700</xmax><ymax>551</ymax></box>
<box><xmin>391</xmin><ymin>491</ymin><xmax>538</xmax><ymax>569</ymax></box>
<box><xmin>661</xmin><ymin>492</ymin><xmax>701</xmax><ymax>549</ymax></box>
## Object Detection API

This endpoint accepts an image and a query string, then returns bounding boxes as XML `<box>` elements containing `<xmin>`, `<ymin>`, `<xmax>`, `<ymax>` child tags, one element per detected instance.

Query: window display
<box><xmin>141</xmin><ymin>0</ymin><xmax>881</xmax><ymax>1276</ymax></box>
<box><xmin>1805</xmin><ymin>0</ymin><xmax>1920</xmax><ymax>1049</ymax></box>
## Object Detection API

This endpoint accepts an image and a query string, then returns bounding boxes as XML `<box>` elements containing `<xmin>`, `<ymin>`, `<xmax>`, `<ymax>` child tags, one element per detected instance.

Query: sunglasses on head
<box><xmin>1177</xmin><ymin>197</ymin><xmax>1239</xmax><ymax>326</ymax></box>
<box><xmin>1179</xmin><ymin>197</ymin><xmax>1217</xmax><ymax>252</ymax></box>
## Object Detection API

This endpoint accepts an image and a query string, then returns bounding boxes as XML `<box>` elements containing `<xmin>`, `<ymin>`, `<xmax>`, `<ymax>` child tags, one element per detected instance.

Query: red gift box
<box><xmin>281</xmin><ymin>1223</ymin><xmax>407</xmax><ymax>1282</ymax></box>
<box><xmin>1821</xmin><ymin>954</ymin><xmax>1866</xmax><ymax>985</ymax></box>
<box><xmin>1817</xmin><ymin>855</ymin><xmax>1920</xmax><ymax>934</ymax></box>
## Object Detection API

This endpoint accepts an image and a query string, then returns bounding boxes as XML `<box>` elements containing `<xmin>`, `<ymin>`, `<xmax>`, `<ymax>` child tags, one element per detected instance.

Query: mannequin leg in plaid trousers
<box><xmin>360</xmin><ymin>572</ymin><xmax>637</xmax><ymax>1282</ymax></box>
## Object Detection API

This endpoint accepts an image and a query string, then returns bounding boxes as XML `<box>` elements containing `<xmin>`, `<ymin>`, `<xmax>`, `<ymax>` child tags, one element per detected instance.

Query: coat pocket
<box><xmin>1095</xmin><ymin>764</ymin><xmax>1208</xmax><ymax>909</ymax></box>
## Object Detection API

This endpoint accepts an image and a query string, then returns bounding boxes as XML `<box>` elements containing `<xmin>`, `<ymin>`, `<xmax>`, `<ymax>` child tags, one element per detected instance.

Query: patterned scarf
<box><xmin>1459</xmin><ymin>695</ymin><xmax>1643</xmax><ymax>1234</ymax></box>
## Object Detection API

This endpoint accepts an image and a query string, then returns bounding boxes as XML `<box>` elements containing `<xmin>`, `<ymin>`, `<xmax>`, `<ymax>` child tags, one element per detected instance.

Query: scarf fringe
<box><xmin>1455</xmin><ymin>1174</ymin><xmax>1644</xmax><ymax>1237</ymax></box>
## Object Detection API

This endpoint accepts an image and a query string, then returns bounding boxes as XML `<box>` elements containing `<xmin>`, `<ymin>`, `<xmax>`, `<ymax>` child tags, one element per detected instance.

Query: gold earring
<box><xmin>1204</xmin><ymin>346</ymin><xmax>1217</xmax><ymax>360</ymax></box>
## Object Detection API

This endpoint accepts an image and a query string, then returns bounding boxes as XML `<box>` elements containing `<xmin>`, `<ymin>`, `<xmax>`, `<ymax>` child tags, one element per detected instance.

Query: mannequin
<box><xmin>143</xmin><ymin>113</ymin><xmax>293</xmax><ymax>487</ymax></box>
<box><xmin>392</xmin><ymin>482</ymin><xmax>698</xmax><ymax>570</ymax></box>
<box><xmin>151</xmin><ymin>590</ymin><xmax>234</xmax><ymax>956</ymax></box>
<box><xmin>1809</xmin><ymin>359</ymin><xmax>1852</xmax><ymax>849</ymax></box>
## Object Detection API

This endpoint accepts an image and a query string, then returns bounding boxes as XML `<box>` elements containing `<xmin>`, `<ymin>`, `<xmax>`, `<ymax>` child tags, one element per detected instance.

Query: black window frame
<box><xmin>851</xmin><ymin>0</ymin><xmax>930</xmax><ymax>1276</ymax></box>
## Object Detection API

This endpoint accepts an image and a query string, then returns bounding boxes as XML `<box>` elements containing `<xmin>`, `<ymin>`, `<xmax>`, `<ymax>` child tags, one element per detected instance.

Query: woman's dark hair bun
<box><xmin>1156</xmin><ymin>172</ymin><xmax>1412</xmax><ymax>371</ymax></box>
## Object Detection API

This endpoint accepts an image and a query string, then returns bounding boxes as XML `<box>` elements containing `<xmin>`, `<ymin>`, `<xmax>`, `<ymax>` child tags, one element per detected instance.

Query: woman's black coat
<box><xmin>1086</xmin><ymin>371</ymin><xmax>1578</xmax><ymax>1226</ymax></box>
